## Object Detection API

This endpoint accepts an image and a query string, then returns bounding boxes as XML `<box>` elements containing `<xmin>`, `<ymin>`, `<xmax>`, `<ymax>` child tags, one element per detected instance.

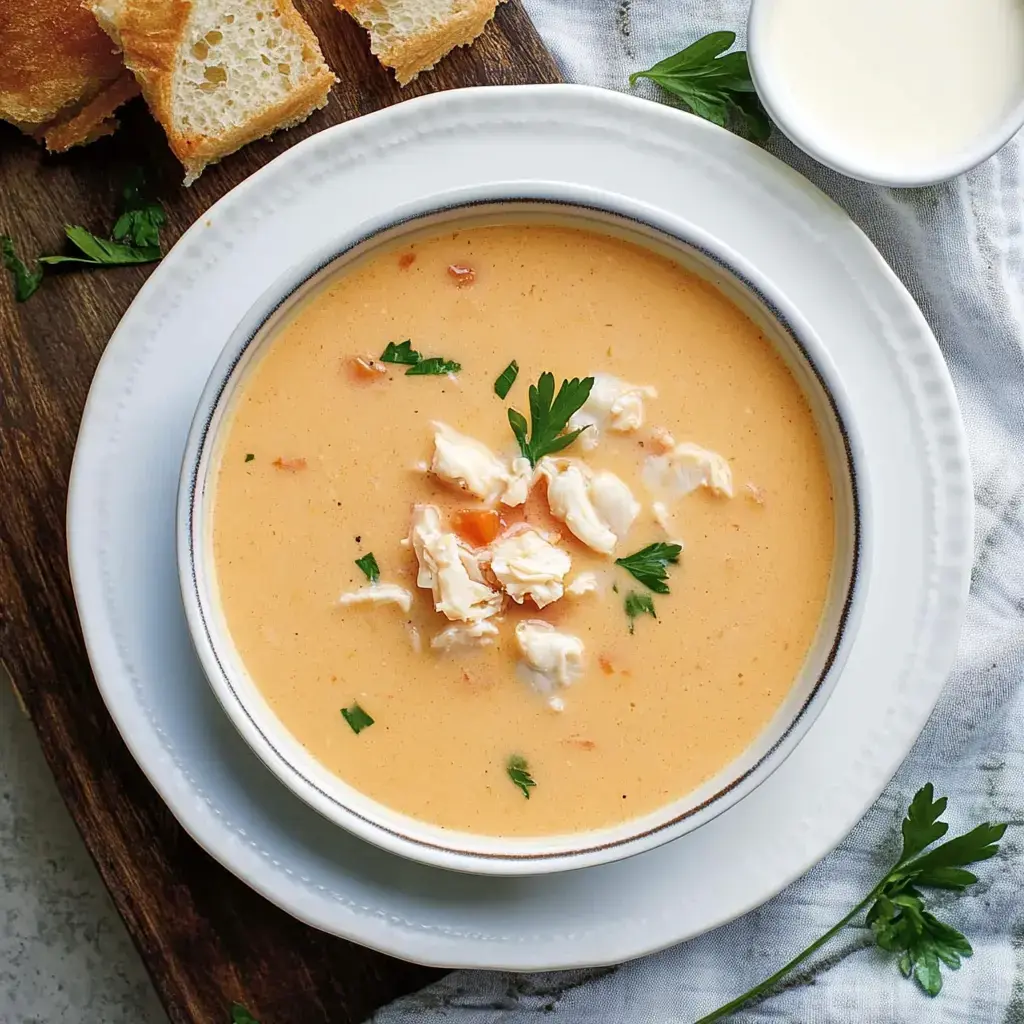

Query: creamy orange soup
<box><xmin>211</xmin><ymin>222</ymin><xmax>835</xmax><ymax>837</ymax></box>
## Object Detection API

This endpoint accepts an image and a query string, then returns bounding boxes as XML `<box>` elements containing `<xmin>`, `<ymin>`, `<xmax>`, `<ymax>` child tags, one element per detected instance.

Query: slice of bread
<box><xmin>43</xmin><ymin>73</ymin><xmax>141</xmax><ymax>152</ymax></box>
<box><xmin>0</xmin><ymin>0</ymin><xmax>133</xmax><ymax>140</ymax></box>
<box><xmin>335</xmin><ymin>0</ymin><xmax>503</xmax><ymax>85</ymax></box>
<box><xmin>91</xmin><ymin>0</ymin><xmax>337</xmax><ymax>184</ymax></box>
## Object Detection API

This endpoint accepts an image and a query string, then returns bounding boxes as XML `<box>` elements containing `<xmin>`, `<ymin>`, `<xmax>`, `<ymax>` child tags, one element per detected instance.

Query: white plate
<box><xmin>67</xmin><ymin>85</ymin><xmax>972</xmax><ymax>970</ymax></box>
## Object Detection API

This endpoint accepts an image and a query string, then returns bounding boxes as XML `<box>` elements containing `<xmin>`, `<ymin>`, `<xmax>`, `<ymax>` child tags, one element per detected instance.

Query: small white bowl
<box><xmin>177</xmin><ymin>182</ymin><xmax>867</xmax><ymax>875</ymax></box>
<box><xmin>747</xmin><ymin>0</ymin><xmax>1024</xmax><ymax>187</ymax></box>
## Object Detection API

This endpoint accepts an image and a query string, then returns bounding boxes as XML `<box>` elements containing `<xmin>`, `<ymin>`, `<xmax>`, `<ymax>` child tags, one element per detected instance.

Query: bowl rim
<box><xmin>746</xmin><ymin>0</ymin><xmax>1024</xmax><ymax>187</ymax></box>
<box><xmin>177</xmin><ymin>181</ymin><xmax>868</xmax><ymax>875</ymax></box>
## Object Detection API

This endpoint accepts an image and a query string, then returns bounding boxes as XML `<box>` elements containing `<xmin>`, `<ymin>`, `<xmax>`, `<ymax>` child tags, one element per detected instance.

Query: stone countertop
<box><xmin>1</xmin><ymin>670</ymin><xmax>167</xmax><ymax>1024</ymax></box>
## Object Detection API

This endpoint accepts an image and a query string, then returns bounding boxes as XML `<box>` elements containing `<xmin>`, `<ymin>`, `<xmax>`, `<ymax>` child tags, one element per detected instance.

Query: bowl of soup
<box><xmin>178</xmin><ymin>183</ymin><xmax>864</xmax><ymax>875</ymax></box>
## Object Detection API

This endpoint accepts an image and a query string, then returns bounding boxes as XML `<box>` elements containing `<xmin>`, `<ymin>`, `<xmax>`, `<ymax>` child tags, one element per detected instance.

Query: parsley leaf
<box><xmin>380</xmin><ymin>340</ymin><xmax>421</xmax><ymax>365</ymax></box>
<box><xmin>1</xmin><ymin>235</ymin><xmax>43</xmax><ymax>301</ymax></box>
<box><xmin>630</xmin><ymin>31</ymin><xmax>771</xmax><ymax>142</ymax></box>
<box><xmin>494</xmin><ymin>359</ymin><xmax>519</xmax><ymax>399</ymax></box>
<box><xmin>507</xmin><ymin>372</ymin><xmax>594</xmax><ymax>466</ymax></box>
<box><xmin>341</xmin><ymin>703</ymin><xmax>374</xmax><ymax>735</ymax></box>
<box><xmin>231</xmin><ymin>1005</ymin><xmax>260</xmax><ymax>1024</ymax></box>
<box><xmin>355</xmin><ymin>552</ymin><xmax>380</xmax><ymax>582</ymax></box>
<box><xmin>39</xmin><ymin>225</ymin><xmax>161</xmax><ymax>266</ymax></box>
<box><xmin>244</xmin><ymin>453</ymin><xmax>255</xmax><ymax>463</ymax></box>
<box><xmin>111</xmin><ymin>169</ymin><xmax>166</xmax><ymax>249</ymax></box>
<box><xmin>615</xmin><ymin>542</ymin><xmax>683</xmax><ymax>594</ymax></box>
<box><xmin>696</xmin><ymin>786</ymin><xmax>1009</xmax><ymax>1022</ymax></box>
<box><xmin>507</xmin><ymin>755</ymin><xmax>536</xmax><ymax>799</ymax></box>
<box><xmin>406</xmin><ymin>356</ymin><xmax>461</xmax><ymax>376</ymax></box>
<box><xmin>624</xmin><ymin>591</ymin><xmax>657</xmax><ymax>634</ymax></box>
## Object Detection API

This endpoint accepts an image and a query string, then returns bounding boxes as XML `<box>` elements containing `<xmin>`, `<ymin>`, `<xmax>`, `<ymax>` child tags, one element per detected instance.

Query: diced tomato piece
<box><xmin>453</xmin><ymin>508</ymin><xmax>503</xmax><ymax>547</ymax></box>
<box><xmin>348</xmin><ymin>356</ymin><xmax>388</xmax><ymax>382</ymax></box>
<box><xmin>272</xmin><ymin>457</ymin><xmax>307</xmax><ymax>472</ymax></box>
<box><xmin>447</xmin><ymin>263</ymin><xmax>476</xmax><ymax>286</ymax></box>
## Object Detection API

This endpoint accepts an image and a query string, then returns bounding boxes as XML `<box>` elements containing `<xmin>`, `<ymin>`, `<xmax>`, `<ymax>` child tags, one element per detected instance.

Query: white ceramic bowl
<box><xmin>177</xmin><ymin>181</ymin><xmax>867</xmax><ymax>875</ymax></box>
<box><xmin>747</xmin><ymin>0</ymin><xmax>1024</xmax><ymax>187</ymax></box>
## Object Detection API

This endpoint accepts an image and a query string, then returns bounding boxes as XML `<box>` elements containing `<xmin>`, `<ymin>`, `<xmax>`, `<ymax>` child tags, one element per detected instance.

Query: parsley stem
<box><xmin>694</xmin><ymin>884</ymin><xmax>886</xmax><ymax>1023</ymax></box>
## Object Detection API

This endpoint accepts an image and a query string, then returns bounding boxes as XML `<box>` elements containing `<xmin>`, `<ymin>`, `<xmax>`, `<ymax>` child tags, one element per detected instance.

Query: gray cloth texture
<box><xmin>369</xmin><ymin>1</ymin><xmax>1024</xmax><ymax>1022</ymax></box>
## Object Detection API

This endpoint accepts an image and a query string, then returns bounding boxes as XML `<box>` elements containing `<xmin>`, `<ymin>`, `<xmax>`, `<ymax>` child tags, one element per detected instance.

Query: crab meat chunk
<box><xmin>490</xmin><ymin>527</ymin><xmax>572</xmax><ymax>608</ymax></box>
<box><xmin>431</xmin><ymin>620</ymin><xmax>500</xmax><ymax>651</ymax></box>
<box><xmin>567</xmin><ymin>373</ymin><xmax>657</xmax><ymax>450</ymax></box>
<box><xmin>538</xmin><ymin>458</ymin><xmax>639</xmax><ymax>555</ymax></box>
<box><xmin>642</xmin><ymin>441</ymin><xmax>734</xmax><ymax>499</ymax></box>
<box><xmin>515</xmin><ymin>620</ymin><xmax>585</xmax><ymax>709</ymax></box>
<box><xmin>338</xmin><ymin>584</ymin><xmax>413</xmax><ymax>614</ymax></box>
<box><xmin>407</xmin><ymin>505</ymin><xmax>502</xmax><ymax>622</ymax></box>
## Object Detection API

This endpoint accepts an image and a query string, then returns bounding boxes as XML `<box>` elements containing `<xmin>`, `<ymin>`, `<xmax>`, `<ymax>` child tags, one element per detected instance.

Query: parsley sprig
<box><xmin>379</xmin><ymin>339</ymin><xmax>460</xmax><ymax>376</ymax></box>
<box><xmin>630</xmin><ymin>31</ymin><xmax>770</xmax><ymax>142</ymax></box>
<box><xmin>507</xmin><ymin>755</ymin><xmax>536</xmax><ymax>799</ymax></box>
<box><xmin>494</xmin><ymin>359</ymin><xmax>519</xmax><ymax>399</ymax></box>
<box><xmin>508</xmin><ymin>372</ymin><xmax>594</xmax><ymax>467</ymax></box>
<box><xmin>615</xmin><ymin>542</ymin><xmax>682</xmax><ymax>594</ymax></box>
<box><xmin>231</xmin><ymin>1006</ymin><xmax>260</xmax><ymax>1024</ymax></box>
<box><xmin>698</xmin><ymin>785</ymin><xmax>1008</xmax><ymax>1021</ymax></box>
<box><xmin>2</xmin><ymin>170</ymin><xmax>165</xmax><ymax>302</ymax></box>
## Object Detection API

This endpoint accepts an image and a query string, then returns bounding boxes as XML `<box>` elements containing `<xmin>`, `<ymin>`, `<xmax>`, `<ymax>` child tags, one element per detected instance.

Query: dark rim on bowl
<box><xmin>183</xmin><ymin>191</ymin><xmax>863</xmax><ymax>866</ymax></box>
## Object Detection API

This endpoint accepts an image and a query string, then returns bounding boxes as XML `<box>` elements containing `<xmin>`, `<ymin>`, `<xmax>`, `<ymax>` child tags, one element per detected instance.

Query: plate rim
<box><xmin>66</xmin><ymin>83</ymin><xmax>973</xmax><ymax>970</ymax></box>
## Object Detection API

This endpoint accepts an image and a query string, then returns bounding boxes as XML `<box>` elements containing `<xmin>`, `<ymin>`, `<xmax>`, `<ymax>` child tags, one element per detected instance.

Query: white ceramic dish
<box><xmin>68</xmin><ymin>85</ymin><xmax>972</xmax><ymax>968</ymax></box>
<box><xmin>747</xmin><ymin>0</ymin><xmax>1024</xmax><ymax>187</ymax></box>
<box><xmin>178</xmin><ymin>186</ymin><xmax>864</xmax><ymax>875</ymax></box>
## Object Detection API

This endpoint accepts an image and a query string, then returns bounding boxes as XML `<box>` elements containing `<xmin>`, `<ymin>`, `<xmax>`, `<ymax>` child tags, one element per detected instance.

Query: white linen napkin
<box><xmin>370</xmin><ymin>2</ymin><xmax>1024</xmax><ymax>1019</ymax></box>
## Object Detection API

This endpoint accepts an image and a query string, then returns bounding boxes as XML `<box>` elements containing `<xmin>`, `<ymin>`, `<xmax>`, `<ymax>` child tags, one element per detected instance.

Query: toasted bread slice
<box><xmin>335</xmin><ymin>0</ymin><xmax>503</xmax><ymax>85</ymax></box>
<box><xmin>43</xmin><ymin>72</ymin><xmax>141</xmax><ymax>152</ymax></box>
<box><xmin>91</xmin><ymin>0</ymin><xmax>337</xmax><ymax>183</ymax></box>
<box><xmin>0</xmin><ymin>0</ymin><xmax>132</xmax><ymax>140</ymax></box>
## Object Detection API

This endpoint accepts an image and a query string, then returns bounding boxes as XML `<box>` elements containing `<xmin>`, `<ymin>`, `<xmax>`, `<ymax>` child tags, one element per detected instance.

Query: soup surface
<box><xmin>211</xmin><ymin>221</ymin><xmax>835</xmax><ymax>837</ymax></box>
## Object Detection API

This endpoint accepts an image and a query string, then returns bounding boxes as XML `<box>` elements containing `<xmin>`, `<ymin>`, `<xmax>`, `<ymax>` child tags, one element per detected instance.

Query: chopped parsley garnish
<box><xmin>341</xmin><ymin>703</ymin><xmax>374</xmax><ymax>734</ymax></box>
<box><xmin>406</xmin><ymin>356</ymin><xmax>461</xmax><ymax>376</ymax></box>
<box><xmin>231</xmin><ymin>1004</ymin><xmax>260</xmax><ymax>1024</ymax></box>
<box><xmin>354</xmin><ymin>552</ymin><xmax>380</xmax><ymax>582</ymax></box>
<box><xmin>624</xmin><ymin>591</ymin><xmax>657</xmax><ymax>633</ymax></box>
<box><xmin>507</xmin><ymin>372</ymin><xmax>594</xmax><ymax>467</ymax></box>
<box><xmin>1</xmin><ymin>235</ymin><xmax>43</xmax><ymax>301</ymax></box>
<box><xmin>244</xmin><ymin>453</ymin><xmax>255</xmax><ymax>463</ymax></box>
<box><xmin>507</xmin><ymin>755</ymin><xmax>536</xmax><ymax>798</ymax></box>
<box><xmin>494</xmin><ymin>359</ymin><xmax>519</xmax><ymax>399</ymax></box>
<box><xmin>110</xmin><ymin>169</ymin><xmax>167</xmax><ymax>249</ymax></box>
<box><xmin>38</xmin><ymin>226</ymin><xmax>162</xmax><ymax>267</ymax></box>
<box><xmin>380</xmin><ymin>340</ymin><xmax>421</xmax><ymax>365</ymax></box>
<box><xmin>615</xmin><ymin>542</ymin><xmax>683</xmax><ymax>594</ymax></box>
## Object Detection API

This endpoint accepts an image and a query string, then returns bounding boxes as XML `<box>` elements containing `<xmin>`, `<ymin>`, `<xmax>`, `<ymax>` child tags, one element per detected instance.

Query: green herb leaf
<box><xmin>111</xmin><ymin>169</ymin><xmax>166</xmax><ymax>249</ymax></box>
<box><xmin>494</xmin><ymin>359</ymin><xmax>519</xmax><ymax>399</ymax></box>
<box><xmin>406</xmin><ymin>356</ymin><xmax>461</xmax><ymax>376</ymax></box>
<box><xmin>231</xmin><ymin>1005</ymin><xmax>260</xmax><ymax>1024</ymax></box>
<box><xmin>341</xmin><ymin>703</ymin><xmax>374</xmax><ymax>734</ymax></box>
<box><xmin>39</xmin><ymin>224</ymin><xmax>161</xmax><ymax>266</ymax></box>
<box><xmin>695</xmin><ymin>786</ymin><xmax>1009</xmax><ymax>1022</ymax></box>
<box><xmin>355</xmin><ymin>552</ymin><xmax>380</xmax><ymax>583</ymax></box>
<box><xmin>624</xmin><ymin>591</ymin><xmax>657</xmax><ymax>634</ymax></box>
<box><xmin>380</xmin><ymin>339</ymin><xmax>421</xmax><ymax>365</ymax></box>
<box><xmin>244</xmin><ymin>453</ymin><xmax>255</xmax><ymax>463</ymax></box>
<box><xmin>630</xmin><ymin>31</ymin><xmax>771</xmax><ymax>142</ymax></box>
<box><xmin>1</xmin><ymin>235</ymin><xmax>44</xmax><ymax>301</ymax></box>
<box><xmin>507</xmin><ymin>372</ymin><xmax>594</xmax><ymax>466</ymax></box>
<box><xmin>507</xmin><ymin>755</ymin><xmax>536</xmax><ymax>799</ymax></box>
<box><xmin>615</xmin><ymin>542</ymin><xmax>683</xmax><ymax>594</ymax></box>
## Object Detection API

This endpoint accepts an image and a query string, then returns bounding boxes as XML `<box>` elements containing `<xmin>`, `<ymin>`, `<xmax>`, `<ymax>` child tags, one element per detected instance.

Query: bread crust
<box><xmin>335</xmin><ymin>0</ymin><xmax>502</xmax><ymax>85</ymax></box>
<box><xmin>0</xmin><ymin>0</ymin><xmax>125</xmax><ymax>128</ymax></box>
<box><xmin>92</xmin><ymin>0</ymin><xmax>336</xmax><ymax>183</ymax></box>
<box><xmin>43</xmin><ymin>70</ymin><xmax>141</xmax><ymax>151</ymax></box>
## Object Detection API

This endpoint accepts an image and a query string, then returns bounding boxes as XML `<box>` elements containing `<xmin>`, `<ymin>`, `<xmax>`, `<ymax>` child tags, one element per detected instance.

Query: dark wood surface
<box><xmin>0</xmin><ymin>4</ymin><xmax>560</xmax><ymax>1022</ymax></box>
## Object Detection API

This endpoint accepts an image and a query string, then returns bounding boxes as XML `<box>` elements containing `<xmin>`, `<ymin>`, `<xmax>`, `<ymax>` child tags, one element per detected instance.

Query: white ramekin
<box><xmin>177</xmin><ymin>181</ymin><xmax>868</xmax><ymax>875</ymax></box>
<box><xmin>747</xmin><ymin>0</ymin><xmax>1024</xmax><ymax>187</ymax></box>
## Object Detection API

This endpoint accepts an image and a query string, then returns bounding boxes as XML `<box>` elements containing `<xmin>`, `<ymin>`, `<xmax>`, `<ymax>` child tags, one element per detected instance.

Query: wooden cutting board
<box><xmin>0</xmin><ymin>4</ymin><xmax>560</xmax><ymax>1021</ymax></box>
